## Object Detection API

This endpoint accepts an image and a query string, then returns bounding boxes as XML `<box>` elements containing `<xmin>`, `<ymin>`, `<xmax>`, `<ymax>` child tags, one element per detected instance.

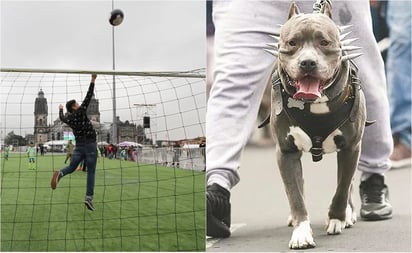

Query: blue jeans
<box><xmin>60</xmin><ymin>142</ymin><xmax>97</xmax><ymax>197</ymax></box>
<box><xmin>386</xmin><ymin>0</ymin><xmax>412</xmax><ymax>148</ymax></box>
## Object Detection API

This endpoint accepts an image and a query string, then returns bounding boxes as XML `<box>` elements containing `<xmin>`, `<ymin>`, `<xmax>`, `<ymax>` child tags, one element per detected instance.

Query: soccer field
<box><xmin>1</xmin><ymin>153</ymin><xmax>205</xmax><ymax>251</ymax></box>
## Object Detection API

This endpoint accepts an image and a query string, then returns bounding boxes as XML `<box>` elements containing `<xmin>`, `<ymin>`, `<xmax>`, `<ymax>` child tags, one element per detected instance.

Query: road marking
<box><xmin>206</xmin><ymin>223</ymin><xmax>246</xmax><ymax>249</ymax></box>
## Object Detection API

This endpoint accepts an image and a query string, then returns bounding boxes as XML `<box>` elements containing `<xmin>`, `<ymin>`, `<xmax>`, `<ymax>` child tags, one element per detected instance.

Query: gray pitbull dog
<box><xmin>261</xmin><ymin>2</ymin><xmax>367</xmax><ymax>249</ymax></box>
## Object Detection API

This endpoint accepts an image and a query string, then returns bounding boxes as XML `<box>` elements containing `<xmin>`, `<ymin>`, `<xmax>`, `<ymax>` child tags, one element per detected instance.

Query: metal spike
<box><xmin>341</xmin><ymin>38</ymin><xmax>359</xmax><ymax>46</ymax></box>
<box><xmin>264</xmin><ymin>48</ymin><xmax>279</xmax><ymax>57</ymax></box>
<box><xmin>342</xmin><ymin>45</ymin><xmax>362</xmax><ymax>51</ymax></box>
<box><xmin>339</xmin><ymin>32</ymin><xmax>352</xmax><ymax>40</ymax></box>
<box><xmin>339</xmin><ymin>25</ymin><xmax>353</xmax><ymax>32</ymax></box>
<box><xmin>342</xmin><ymin>53</ymin><xmax>363</xmax><ymax>61</ymax></box>
<box><xmin>266</xmin><ymin>43</ymin><xmax>278</xmax><ymax>48</ymax></box>
<box><xmin>269</xmin><ymin>35</ymin><xmax>280</xmax><ymax>41</ymax></box>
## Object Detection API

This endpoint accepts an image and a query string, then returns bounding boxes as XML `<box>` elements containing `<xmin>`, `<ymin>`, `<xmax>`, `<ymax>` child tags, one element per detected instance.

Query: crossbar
<box><xmin>0</xmin><ymin>67</ymin><xmax>205</xmax><ymax>78</ymax></box>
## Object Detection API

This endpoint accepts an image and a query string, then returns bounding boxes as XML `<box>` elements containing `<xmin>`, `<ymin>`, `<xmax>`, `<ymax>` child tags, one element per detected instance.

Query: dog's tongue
<box><xmin>293</xmin><ymin>76</ymin><xmax>322</xmax><ymax>100</ymax></box>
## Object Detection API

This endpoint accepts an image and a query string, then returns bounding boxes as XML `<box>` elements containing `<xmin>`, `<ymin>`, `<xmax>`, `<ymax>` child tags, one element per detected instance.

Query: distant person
<box><xmin>113</xmin><ymin>145</ymin><xmax>118</xmax><ymax>159</ymax></box>
<box><xmin>27</xmin><ymin>142</ymin><xmax>36</xmax><ymax>170</ymax></box>
<box><xmin>199</xmin><ymin>140</ymin><xmax>206</xmax><ymax>170</ymax></box>
<box><xmin>160</xmin><ymin>145</ymin><xmax>167</xmax><ymax>166</ymax></box>
<box><xmin>120</xmin><ymin>148</ymin><xmax>127</xmax><ymax>160</ymax></box>
<box><xmin>386</xmin><ymin>0</ymin><xmax>411</xmax><ymax>168</ymax></box>
<box><xmin>107</xmin><ymin>144</ymin><xmax>113</xmax><ymax>159</ymax></box>
<box><xmin>97</xmin><ymin>147</ymin><xmax>101</xmax><ymax>164</ymax></box>
<box><xmin>50</xmin><ymin>74</ymin><xmax>98</xmax><ymax>211</ymax></box>
<box><xmin>64</xmin><ymin>140</ymin><xmax>74</xmax><ymax>164</ymax></box>
<box><xmin>171</xmin><ymin>142</ymin><xmax>181</xmax><ymax>168</ymax></box>
<box><xmin>40</xmin><ymin>144</ymin><xmax>45</xmax><ymax>156</ymax></box>
<box><xmin>132</xmin><ymin>148</ymin><xmax>138</xmax><ymax>162</ymax></box>
<box><xmin>3</xmin><ymin>145</ymin><xmax>9</xmax><ymax>161</ymax></box>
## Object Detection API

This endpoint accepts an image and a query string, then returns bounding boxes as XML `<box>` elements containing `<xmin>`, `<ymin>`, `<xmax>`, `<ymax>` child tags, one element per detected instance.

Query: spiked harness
<box><xmin>262</xmin><ymin>62</ymin><xmax>362</xmax><ymax>162</ymax></box>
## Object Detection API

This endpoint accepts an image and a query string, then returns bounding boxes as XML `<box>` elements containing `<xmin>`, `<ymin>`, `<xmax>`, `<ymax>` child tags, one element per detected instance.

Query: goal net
<box><xmin>0</xmin><ymin>68</ymin><xmax>206</xmax><ymax>251</ymax></box>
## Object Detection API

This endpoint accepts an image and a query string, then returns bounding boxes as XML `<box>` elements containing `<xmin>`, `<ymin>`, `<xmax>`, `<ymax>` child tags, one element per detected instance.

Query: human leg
<box><xmin>84</xmin><ymin>143</ymin><xmax>97</xmax><ymax>210</ymax></box>
<box><xmin>206</xmin><ymin>0</ymin><xmax>281</xmax><ymax>190</ymax></box>
<box><xmin>28</xmin><ymin>157</ymin><xmax>35</xmax><ymax>170</ymax></box>
<box><xmin>327</xmin><ymin>0</ymin><xmax>393</xmax><ymax>220</ymax></box>
<box><xmin>51</xmin><ymin>146</ymin><xmax>84</xmax><ymax>189</ymax></box>
<box><xmin>206</xmin><ymin>0</ymin><xmax>288</xmax><ymax>237</ymax></box>
<box><xmin>386</xmin><ymin>0</ymin><xmax>411</xmax><ymax>168</ymax></box>
<box><xmin>84</xmin><ymin>143</ymin><xmax>97</xmax><ymax>196</ymax></box>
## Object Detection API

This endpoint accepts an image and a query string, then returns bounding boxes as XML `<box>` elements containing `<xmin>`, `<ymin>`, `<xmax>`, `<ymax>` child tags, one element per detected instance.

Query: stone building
<box><xmin>115</xmin><ymin>116</ymin><xmax>138</xmax><ymax>143</ymax></box>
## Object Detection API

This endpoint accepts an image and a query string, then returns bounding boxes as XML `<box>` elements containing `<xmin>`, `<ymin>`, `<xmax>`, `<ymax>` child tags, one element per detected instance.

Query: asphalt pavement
<box><xmin>207</xmin><ymin>145</ymin><xmax>411</xmax><ymax>252</ymax></box>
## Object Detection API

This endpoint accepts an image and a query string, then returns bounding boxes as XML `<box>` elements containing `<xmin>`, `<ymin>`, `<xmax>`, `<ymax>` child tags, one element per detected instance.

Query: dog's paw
<box><xmin>289</xmin><ymin>221</ymin><xmax>316</xmax><ymax>249</ymax></box>
<box><xmin>345</xmin><ymin>204</ymin><xmax>357</xmax><ymax>228</ymax></box>
<box><xmin>326</xmin><ymin>219</ymin><xmax>345</xmax><ymax>235</ymax></box>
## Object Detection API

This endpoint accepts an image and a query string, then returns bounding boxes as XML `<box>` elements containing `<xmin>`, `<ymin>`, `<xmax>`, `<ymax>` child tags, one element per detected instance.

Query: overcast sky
<box><xmin>1</xmin><ymin>1</ymin><xmax>206</xmax><ymax>142</ymax></box>
<box><xmin>1</xmin><ymin>0</ymin><xmax>205</xmax><ymax>70</ymax></box>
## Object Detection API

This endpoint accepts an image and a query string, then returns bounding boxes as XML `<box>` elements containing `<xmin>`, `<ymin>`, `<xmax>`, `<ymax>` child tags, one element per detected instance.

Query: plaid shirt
<box><xmin>59</xmin><ymin>82</ymin><xmax>96</xmax><ymax>144</ymax></box>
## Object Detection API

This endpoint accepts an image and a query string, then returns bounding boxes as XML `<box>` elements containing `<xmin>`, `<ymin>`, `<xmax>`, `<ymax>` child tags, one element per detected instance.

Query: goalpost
<box><xmin>0</xmin><ymin>68</ymin><xmax>206</xmax><ymax>251</ymax></box>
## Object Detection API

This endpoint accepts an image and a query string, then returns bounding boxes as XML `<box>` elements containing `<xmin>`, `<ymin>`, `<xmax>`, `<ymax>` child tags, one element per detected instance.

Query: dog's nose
<box><xmin>300</xmin><ymin>60</ymin><xmax>317</xmax><ymax>72</ymax></box>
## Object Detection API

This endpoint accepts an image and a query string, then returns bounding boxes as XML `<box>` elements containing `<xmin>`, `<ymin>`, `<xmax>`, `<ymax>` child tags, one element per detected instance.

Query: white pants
<box><xmin>206</xmin><ymin>0</ymin><xmax>393</xmax><ymax>189</ymax></box>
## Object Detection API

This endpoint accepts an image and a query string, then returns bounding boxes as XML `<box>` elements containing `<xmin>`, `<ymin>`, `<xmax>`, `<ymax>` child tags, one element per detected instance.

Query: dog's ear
<box><xmin>321</xmin><ymin>1</ymin><xmax>332</xmax><ymax>19</ymax></box>
<box><xmin>288</xmin><ymin>2</ymin><xmax>300</xmax><ymax>19</ymax></box>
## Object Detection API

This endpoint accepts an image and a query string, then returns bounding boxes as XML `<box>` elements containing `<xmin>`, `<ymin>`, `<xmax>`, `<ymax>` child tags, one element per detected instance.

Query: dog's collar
<box><xmin>278</xmin><ymin>61</ymin><xmax>360</xmax><ymax>162</ymax></box>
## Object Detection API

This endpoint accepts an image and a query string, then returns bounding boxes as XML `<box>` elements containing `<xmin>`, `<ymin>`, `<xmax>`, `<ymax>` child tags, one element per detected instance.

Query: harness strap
<box><xmin>282</xmin><ymin>85</ymin><xmax>356</xmax><ymax>161</ymax></box>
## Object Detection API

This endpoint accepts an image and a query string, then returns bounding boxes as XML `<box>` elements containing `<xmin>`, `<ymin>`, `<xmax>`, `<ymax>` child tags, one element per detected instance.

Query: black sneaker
<box><xmin>84</xmin><ymin>197</ymin><xmax>95</xmax><ymax>211</ymax></box>
<box><xmin>359</xmin><ymin>174</ymin><xmax>392</xmax><ymax>220</ymax></box>
<box><xmin>207</xmin><ymin>183</ymin><xmax>231</xmax><ymax>238</ymax></box>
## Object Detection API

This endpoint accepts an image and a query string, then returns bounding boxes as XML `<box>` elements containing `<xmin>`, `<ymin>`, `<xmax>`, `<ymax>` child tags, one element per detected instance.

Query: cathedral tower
<box><xmin>34</xmin><ymin>89</ymin><xmax>48</xmax><ymax>145</ymax></box>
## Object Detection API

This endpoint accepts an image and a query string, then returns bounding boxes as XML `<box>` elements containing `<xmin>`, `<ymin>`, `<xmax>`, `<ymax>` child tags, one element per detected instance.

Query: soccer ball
<box><xmin>109</xmin><ymin>9</ymin><xmax>124</xmax><ymax>26</ymax></box>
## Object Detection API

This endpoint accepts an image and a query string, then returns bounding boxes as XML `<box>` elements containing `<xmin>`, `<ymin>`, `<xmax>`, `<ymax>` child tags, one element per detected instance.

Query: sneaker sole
<box><xmin>84</xmin><ymin>201</ymin><xmax>95</xmax><ymax>211</ymax></box>
<box><xmin>207</xmin><ymin>214</ymin><xmax>231</xmax><ymax>238</ymax></box>
<box><xmin>360</xmin><ymin>209</ymin><xmax>393</xmax><ymax>221</ymax></box>
<box><xmin>360</xmin><ymin>213</ymin><xmax>393</xmax><ymax>221</ymax></box>
<box><xmin>51</xmin><ymin>171</ymin><xmax>59</xmax><ymax>190</ymax></box>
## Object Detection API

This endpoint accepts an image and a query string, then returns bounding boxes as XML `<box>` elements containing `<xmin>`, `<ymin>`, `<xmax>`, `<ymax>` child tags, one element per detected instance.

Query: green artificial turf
<box><xmin>1</xmin><ymin>153</ymin><xmax>205</xmax><ymax>251</ymax></box>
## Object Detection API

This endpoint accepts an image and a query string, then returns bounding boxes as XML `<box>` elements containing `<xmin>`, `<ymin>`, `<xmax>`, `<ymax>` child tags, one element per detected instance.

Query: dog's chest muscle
<box><xmin>287</xmin><ymin>126</ymin><xmax>343</xmax><ymax>153</ymax></box>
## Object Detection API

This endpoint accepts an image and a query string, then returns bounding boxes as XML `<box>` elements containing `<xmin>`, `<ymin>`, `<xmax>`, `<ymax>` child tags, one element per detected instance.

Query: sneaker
<box><xmin>207</xmin><ymin>183</ymin><xmax>231</xmax><ymax>238</ymax></box>
<box><xmin>359</xmin><ymin>174</ymin><xmax>392</xmax><ymax>220</ymax></box>
<box><xmin>51</xmin><ymin>171</ymin><xmax>61</xmax><ymax>190</ymax></box>
<box><xmin>84</xmin><ymin>197</ymin><xmax>95</xmax><ymax>211</ymax></box>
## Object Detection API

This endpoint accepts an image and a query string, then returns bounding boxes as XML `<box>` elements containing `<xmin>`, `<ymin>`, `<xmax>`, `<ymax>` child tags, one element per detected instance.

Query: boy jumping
<box><xmin>50</xmin><ymin>74</ymin><xmax>98</xmax><ymax>211</ymax></box>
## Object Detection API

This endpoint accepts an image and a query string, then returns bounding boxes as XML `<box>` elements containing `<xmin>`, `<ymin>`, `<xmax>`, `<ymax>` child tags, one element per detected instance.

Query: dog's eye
<box><xmin>320</xmin><ymin>40</ymin><xmax>330</xmax><ymax>46</ymax></box>
<box><xmin>288</xmin><ymin>40</ymin><xmax>297</xmax><ymax>46</ymax></box>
